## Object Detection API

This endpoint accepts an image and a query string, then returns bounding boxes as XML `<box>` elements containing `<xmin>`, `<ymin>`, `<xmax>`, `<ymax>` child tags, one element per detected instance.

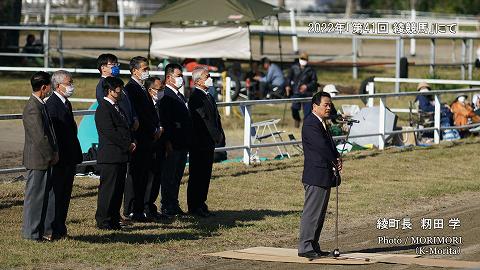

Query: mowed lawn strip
<box><xmin>0</xmin><ymin>138</ymin><xmax>479</xmax><ymax>268</ymax></box>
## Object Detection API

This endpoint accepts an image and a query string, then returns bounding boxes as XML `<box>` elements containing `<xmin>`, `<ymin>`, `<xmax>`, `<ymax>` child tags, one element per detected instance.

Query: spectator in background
<box><xmin>473</xmin><ymin>94</ymin><xmax>480</xmax><ymax>116</ymax></box>
<box><xmin>22</xmin><ymin>71</ymin><xmax>58</xmax><ymax>241</ymax></box>
<box><xmin>95</xmin><ymin>54</ymin><xmax>139</xmax><ymax>132</ymax></box>
<box><xmin>286</xmin><ymin>52</ymin><xmax>318</xmax><ymax>128</ymax></box>
<box><xmin>45</xmin><ymin>70</ymin><xmax>83</xmax><ymax>239</ymax></box>
<box><xmin>22</xmin><ymin>34</ymin><xmax>43</xmax><ymax>66</ymax></box>
<box><xmin>322</xmin><ymin>84</ymin><xmax>340</xmax><ymax>122</ymax></box>
<box><xmin>254</xmin><ymin>57</ymin><xmax>285</xmax><ymax>99</ymax></box>
<box><xmin>450</xmin><ymin>94</ymin><xmax>480</xmax><ymax>132</ymax></box>
<box><xmin>415</xmin><ymin>82</ymin><xmax>453</xmax><ymax>128</ymax></box>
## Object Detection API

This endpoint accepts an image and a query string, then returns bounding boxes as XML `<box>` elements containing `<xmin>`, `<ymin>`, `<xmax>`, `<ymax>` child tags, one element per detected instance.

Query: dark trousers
<box><xmin>124</xmin><ymin>146</ymin><xmax>153</xmax><ymax>215</ymax></box>
<box><xmin>160</xmin><ymin>149</ymin><xmax>187</xmax><ymax>212</ymax></box>
<box><xmin>298</xmin><ymin>184</ymin><xmax>331</xmax><ymax>254</ymax></box>
<box><xmin>96</xmin><ymin>163</ymin><xmax>127</xmax><ymax>228</ymax></box>
<box><xmin>259</xmin><ymin>82</ymin><xmax>284</xmax><ymax>99</ymax></box>
<box><xmin>144</xmin><ymin>148</ymin><xmax>165</xmax><ymax>215</ymax></box>
<box><xmin>22</xmin><ymin>168</ymin><xmax>54</xmax><ymax>240</ymax></box>
<box><xmin>187</xmin><ymin>148</ymin><xmax>214</xmax><ymax>212</ymax></box>
<box><xmin>50</xmin><ymin>164</ymin><xmax>76</xmax><ymax>236</ymax></box>
<box><xmin>291</xmin><ymin>94</ymin><xmax>312</xmax><ymax>121</ymax></box>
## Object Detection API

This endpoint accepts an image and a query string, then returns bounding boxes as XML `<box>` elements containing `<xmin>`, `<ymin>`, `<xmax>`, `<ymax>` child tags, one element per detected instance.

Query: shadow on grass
<box><xmin>71</xmin><ymin>209</ymin><xmax>296</xmax><ymax>244</ymax></box>
<box><xmin>348</xmin><ymin>244</ymin><xmax>427</xmax><ymax>253</ymax></box>
<box><xmin>0</xmin><ymin>199</ymin><xmax>23</xmax><ymax>210</ymax></box>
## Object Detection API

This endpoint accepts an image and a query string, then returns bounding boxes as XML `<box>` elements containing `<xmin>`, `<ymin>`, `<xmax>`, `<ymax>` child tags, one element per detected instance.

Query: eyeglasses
<box><xmin>106</xmin><ymin>62</ymin><xmax>120</xmax><ymax>67</ymax></box>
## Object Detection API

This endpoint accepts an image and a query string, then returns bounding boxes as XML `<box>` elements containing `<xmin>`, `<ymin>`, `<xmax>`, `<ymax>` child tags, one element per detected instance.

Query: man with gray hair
<box><xmin>45</xmin><ymin>70</ymin><xmax>83</xmax><ymax>239</ymax></box>
<box><xmin>187</xmin><ymin>67</ymin><xmax>224</xmax><ymax>217</ymax></box>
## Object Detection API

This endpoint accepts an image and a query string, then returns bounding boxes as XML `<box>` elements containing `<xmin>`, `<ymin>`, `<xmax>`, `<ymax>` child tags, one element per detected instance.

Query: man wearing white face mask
<box><xmin>158</xmin><ymin>63</ymin><xmax>192</xmax><ymax>217</ymax></box>
<box><xmin>124</xmin><ymin>56</ymin><xmax>162</xmax><ymax>221</ymax></box>
<box><xmin>450</xmin><ymin>94</ymin><xmax>480</xmax><ymax>135</ymax></box>
<box><xmin>187</xmin><ymin>67</ymin><xmax>224</xmax><ymax>217</ymax></box>
<box><xmin>45</xmin><ymin>70</ymin><xmax>83</xmax><ymax>239</ymax></box>
<box><xmin>286</xmin><ymin>52</ymin><xmax>318</xmax><ymax>128</ymax></box>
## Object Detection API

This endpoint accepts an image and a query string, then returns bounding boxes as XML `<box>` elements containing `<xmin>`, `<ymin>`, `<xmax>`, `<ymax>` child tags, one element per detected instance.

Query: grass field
<box><xmin>0</xmin><ymin>137</ymin><xmax>479</xmax><ymax>269</ymax></box>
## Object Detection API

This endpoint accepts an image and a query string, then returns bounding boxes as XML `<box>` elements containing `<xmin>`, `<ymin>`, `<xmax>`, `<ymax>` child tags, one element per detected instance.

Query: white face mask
<box><xmin>329</xmin><ymin>92</ymin><xmax>336</xmax><ymax>98</ymax></box>
<box><xmin>63</xmin><ymin>84</ymin><xmax>75</xmax><ymax>98</ymax></box>
<box><xmin>140</xmin><ymin>71</ymin><xmax>149</xmax><ymax>81</ymax></box>
<box><xmin>204</xmin><ymin>77</ymin><xmax>213</xmax><ymax>88</ymax></box>
<box><xmin>299</xmin><ymin>59</ymin><xmax>308</xmax><ymax>66</ymax></box>
<box><xmin>458</xmin><ymin>96</ymin><xmax>466</xmax><ymax>103</ymax></box>
<box><xmin>419</xmin><ymin>88</ymin><xmax>429</xmax><ymax>93</ymax></box>
<box><xmin>174</xmin><ymin>77</ymin><xmax>183</xmax><ymax>89</ymax></box>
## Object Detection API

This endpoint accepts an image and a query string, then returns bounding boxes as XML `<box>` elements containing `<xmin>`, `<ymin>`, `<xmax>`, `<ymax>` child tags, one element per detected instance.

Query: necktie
<box><xmin>65</xmin><ymin>99</ymin><xmax>73</xmax><ymax>115</ymax></box>
<box><xmin>114</xmin><ymin>104</ymin><xmax>127</xmax><ymax>122</ymax></box>
<box><xmin>177</xmin><ymin>92</ymin><xmax>186</xmax><ymax>103</ymax></box>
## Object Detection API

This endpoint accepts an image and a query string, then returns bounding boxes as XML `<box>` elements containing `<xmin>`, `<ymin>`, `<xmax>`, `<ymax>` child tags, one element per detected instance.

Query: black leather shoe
<box><xmin>128</xmin><ymin>212</ymin><xmax>151</xmax><ymax>222</ymax></box>
<box><xmin>318</xmin><ymin>250</ymin><xmax>331</xmax><ymax>257</ymax></box>
<box><xmin>298</xmin><ymin>251</ymin><xmax>321</xmax><ymax>259</ymax></box>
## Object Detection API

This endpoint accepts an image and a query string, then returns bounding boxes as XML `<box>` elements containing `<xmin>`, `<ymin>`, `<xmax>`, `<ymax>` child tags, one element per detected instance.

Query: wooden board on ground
<box><xmin>205</xmin><ymin>247</ymin><xmax>480</xmax><ymax>268</ymax></box>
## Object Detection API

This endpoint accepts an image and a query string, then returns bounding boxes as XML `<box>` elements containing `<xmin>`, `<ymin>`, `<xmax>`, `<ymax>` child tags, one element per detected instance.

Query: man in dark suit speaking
<box><xmin>298</xmin><ymin>92</ymin><xmax>342</xmax><ymax>259</ymax></box>
<box><xmin>187</xmin><ymin>67</ymin><xmax>224</xmax><ymax>217</ymax></box>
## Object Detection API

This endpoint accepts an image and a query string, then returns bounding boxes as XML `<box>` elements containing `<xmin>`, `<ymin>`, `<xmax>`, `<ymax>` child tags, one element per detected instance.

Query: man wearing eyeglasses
<box><xmin>95</xmin><ymin>54</ymin><xmax>139</xmax><ymax>132</ymax></box>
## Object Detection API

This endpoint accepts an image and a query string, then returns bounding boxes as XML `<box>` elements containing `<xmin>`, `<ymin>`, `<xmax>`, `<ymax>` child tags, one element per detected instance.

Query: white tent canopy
<box><xmin>150</xmin><ymin>25</ymin><xmax>251</xmax><ymax>59</ymax></box>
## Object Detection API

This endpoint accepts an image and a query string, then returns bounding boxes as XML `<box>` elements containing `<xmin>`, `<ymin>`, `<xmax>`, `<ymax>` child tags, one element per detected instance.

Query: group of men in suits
<box><xmin>22</xmin><ymin>70</ymin><xmax>82</xmax><ymax>241</ymax></box>
<box><xmin>93</xmin><ymin>55</ymin><xmax>224</xmax><ymax>230</ymax></box>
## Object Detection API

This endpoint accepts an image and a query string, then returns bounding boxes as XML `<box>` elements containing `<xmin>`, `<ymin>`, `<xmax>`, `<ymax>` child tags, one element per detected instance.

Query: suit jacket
<box><xmin>96</xmin><ymin>77</ymin><xmax>137</xmax><ymax>127</ymax></box>
<box><xmin>302</xmin><ymin>113</ymin><xmax>340</xmax><ymax>187</ymax></box>
<box><xmin>46</xmin><ymin>93</ymin><xmax>83</xmax><ymax>166</ymax></box>
<box><xmin>125</xmin><ymin>78</ymin><xmax>160</xmax><ymax>148</ymax></box>
<box><xmin>22</xmin><ymin>95</ymin><xmax>58</xmax><ymax>170</ymax></box>
<box><xmin>188</xmin><ymin>88</ymin><xmax>224</xmax><ymax>151</ymax></box>
<box><xmin>158</xmin><ymin>87</ymin><xmax>192</xmax><ymax>150</ymax></box>
<box><xmin>95</xmin><ymin>99</ymin><xmax>132</xmax><ymax>164</ymax></box>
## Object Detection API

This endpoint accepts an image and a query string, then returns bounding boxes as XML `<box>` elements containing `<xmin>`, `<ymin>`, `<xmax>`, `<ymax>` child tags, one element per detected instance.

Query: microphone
<box><xmin>335</xmin><ymin>115</ymin><xmax>360</xmax><ymax>124</ymax></box>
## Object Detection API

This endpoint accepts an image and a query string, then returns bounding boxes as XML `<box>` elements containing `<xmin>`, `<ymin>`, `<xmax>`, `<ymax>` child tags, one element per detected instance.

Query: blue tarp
<box><xmin>78</xmin><ymin>102</ymin><xmax>98</xmax><ymax>153</ymax></box>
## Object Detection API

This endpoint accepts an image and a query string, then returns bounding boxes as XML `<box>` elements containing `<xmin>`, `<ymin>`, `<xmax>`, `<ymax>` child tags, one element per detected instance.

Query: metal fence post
<box><xmin>434</xmin><ymin>94</ymin><xmax>441</xmax><ymax>144</ymax></box>
<box><xmin>430</xmin><ymin>38</ymin><xmax>436</xmax><ymax>77</ymax></box>
<box><xmin>367</xmin><ymin>81</ymin><xmax>374</xmax><ymax>107</ymax></box>
<box><xmin>468</xmin><ymin>39</ymin><xmax>473</xmax><ymax>80</ymax></box>
<box><xmin>378</xmin><ymin>97</ymin><xmax>386</xmax><ymax>150</ymax></box>
<box><xmin>461</xmin><ymin>39</ymin><xmax>466</xmax><ymax>80</ymax></box>
<box><xmin>395</xmin><ymin>38</ymin><xmax>401</xmax><ymax>93</ymax></box>
<box><xmin>225</xmin><ymin>76</ymin><xmax>231</xmax><ymax>116</ymax></box>
<box><xmin>243</xmin><ymin>105</ymin><xmax>252</xmax><ymax>165</ymax></box>
<box><xmin>352</xmin><ymin>36</ymin><xmax>358</xmax><ymax>79</ymax></box>
<box><xmin>58</xmin><ymin>30</ymin><xmax>64</xmax><ymax>68</ymax></box>
<box><xmin>44</xmin><ymin>0</ymin><xmax>51</xmax><ymax>68</ymax></box>
<box><xmin>289</xmin><ymin>9</ymin><xmax>298</xmax><ymax>54</ymax></box>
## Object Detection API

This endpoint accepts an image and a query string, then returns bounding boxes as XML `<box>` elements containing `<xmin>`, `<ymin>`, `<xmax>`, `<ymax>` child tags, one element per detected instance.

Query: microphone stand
<box><xmin>332</xmin><ymin>119</ymin><xmax>356</xmax><ymax>258</ymax></box>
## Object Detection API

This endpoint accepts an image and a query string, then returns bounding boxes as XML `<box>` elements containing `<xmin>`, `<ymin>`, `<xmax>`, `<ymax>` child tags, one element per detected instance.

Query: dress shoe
<box><xmin>146</xmin><ymin>211</ymin><xmax>171</xmax><ymax>221</ymax></box>
<box><xmin>97</xmin><ymin>223</ymin><xmax>122</xmax><ymax>231</ymax></box>
<box><xmin>298</xmin><ymin>251</ymin><xmax>321</xmax><ymax>259</ymax></box>
<box><xmin>128</xmin><ymin>212</ymin><xmax>152</xmax><ymax>222</ymax></box>
<box><xmin>42</xmin><ymin>234</ymin><xmax>55</xmax><ymax>242</ymax></box>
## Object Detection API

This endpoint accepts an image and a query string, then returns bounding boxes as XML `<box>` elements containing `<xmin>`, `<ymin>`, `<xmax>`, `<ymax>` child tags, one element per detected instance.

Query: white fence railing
<box><xmin>1</xmin><ymin>78</ymin><xmax>480</xmax><ymax>174</ymax></box>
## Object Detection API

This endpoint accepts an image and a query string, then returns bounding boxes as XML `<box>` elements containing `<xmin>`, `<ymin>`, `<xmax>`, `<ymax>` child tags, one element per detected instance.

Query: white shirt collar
<box><xmin>131</xmin><ymin>76</ymin><xmax>144</xmax><ymax>88</ymax></box>
<box><xmin>166</xmin><ymin>84</ymin><xmax>179</xmax><ymax>95</ymax></box>
<box><xmin>103</xmin><ymin>96</ymin><xmax>115</xmax><ymax>105</ymax></box>
<box><xmin>32</xmin><ymin>93</ymin><xmax>45</xmax><ymax>104</ymax></box>
<box><xmin>54</xmin><ymin>91</ymin><xmax>66</xmax><ymax>104</ymax></box>
<box><xmin>197</xmin><ymin>87</ymin><xmax>209</xmax><ymax>95</ymax></box>
<box><xmin>312</xmin><ymin>111</ymin><xmax>327</xmax><ymax>129</ymax></box>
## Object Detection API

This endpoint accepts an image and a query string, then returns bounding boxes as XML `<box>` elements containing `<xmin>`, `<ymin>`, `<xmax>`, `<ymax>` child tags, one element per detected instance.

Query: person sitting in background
<box><xmin>450</xmin><ymin>94</ymin><xmax>480</xmax><ymax>136</ymax></box>
<box><xmin>415</xmin><ymin>82</ymin><xmax>453</xmax><ymax>128</ymax></box>
<box><xmin>22</xmin><ymin>34</ymin><xmax>43</xmax><ymax>66</ymax></box>
<box><xmin>322</xmin><ymin>84</ymin><xmax>340</xmax><ymax>122</ymax></box>
<box><xmin>254</xmin><ymin>57</ymin><xmax>285</xmax><ymax>99</ymax></box>
<box><xmin>473</xmin><ymin>94</ymin><xmax>480</xmax><ymax>116</ymax></box>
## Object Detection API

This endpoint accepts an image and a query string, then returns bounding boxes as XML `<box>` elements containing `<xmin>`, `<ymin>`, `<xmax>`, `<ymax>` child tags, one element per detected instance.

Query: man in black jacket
<box><xmin>187</xmin><ymin>67</ymin><xmax>224</xmax><ymax>217</ymax></box>
<box><xmin>286</xmin><ymin>52</ymin><xmax>318</xmax><ymax>128</ymax></box>
<box><xmin>298</xmin><ymin>92</ymin><xmax>342</xmax><ymax>259</ymax></box>
<box><xmin>158</xmin><ymin>63</ymin><xmax>192</xmax><ymax>216</ymax></box>
<box><xmin>123</xmin><ymin>56</ymin><xmax>162</xmax><ymax>221</ymax></box>
<box><xmin>95</xmin><ymin>77</ymin><xmax>135</xmax><ymax>230</ymax></box>
<box><xmin>45</xmin><ymin>70</ymin><xmax>83</xmax><ymax>238</ymax></box>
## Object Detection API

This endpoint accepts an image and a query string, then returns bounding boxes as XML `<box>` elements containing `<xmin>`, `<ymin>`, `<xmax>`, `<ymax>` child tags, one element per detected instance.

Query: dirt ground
<box><xmin>161</xmin><ymin>191</ymin><xmax>480</xmax><ymax>270</ymax></box>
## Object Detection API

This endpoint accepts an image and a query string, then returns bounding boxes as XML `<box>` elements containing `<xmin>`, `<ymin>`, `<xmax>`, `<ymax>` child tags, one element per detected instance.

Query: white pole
<box><xmin>461</xmin><ymin>39</ymin><xmax>466</xmax><ymax>80</ymax></box>
<box><xmin>378</xmin><ymin>98</ymin><xmax>386</xmax><ymax>150</ymax></box>
<box><xmin>395</xmin><ymin>38</ymin><xmax>401</xmax><ymax>93</ymax></box>
<box><xmin>117</xmin><ymin>0</ymin><xmax>125</xmax><ymax>48</ymax></box>
<box><xmin>243</xmin><ymin>105</ymin><xmax>252</xmax><ymax>165</ymax></box>
<box><xmin>44</xmin><ymin>0</ymin><xmax>50</xmax><ymax>68</ymax></box>
<box><xmin>352</xmin><ymin>37</ymin><xmax>358</xmax><ymax>79</ymax></box>
<box><xmin>434</xmin><ymin>95</ymin><xmax>441</xmax><ymax>144</ymax></box>
<box><xmin>410</xmin><ymin>9</ymin><xmax>416</xmax><ymax>56</ymax></box>
<box><xmin>225</xmin><ymin>76</ymin><xmax>231</xmax><ymax>116</ymax></box>
<box><xmin>367</xmin><ymin>82</ymin><xmax>374</xmax><ymax>107</ymax></box>
<box><xmin>468</xmin><ymin>39</ymin><xmax>473</xmax><ymax>80</ymax></box>
<box><xmin>289</xmin><ymin>9</ymin><xmax>298</xmax><ymax>53</ymax></box>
